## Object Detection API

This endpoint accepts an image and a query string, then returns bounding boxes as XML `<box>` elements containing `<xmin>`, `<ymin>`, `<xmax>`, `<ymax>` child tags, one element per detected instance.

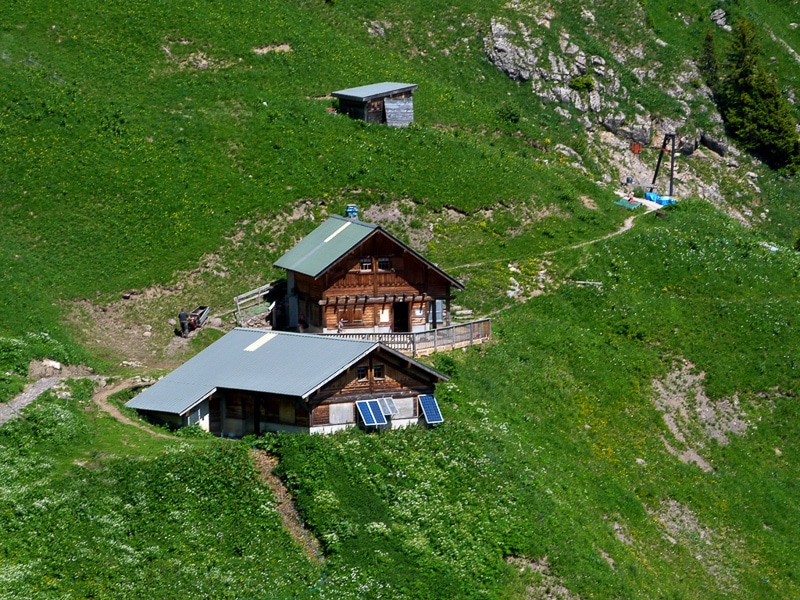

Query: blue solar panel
<box><xmin>356</xmin><ymin>400</ymin><xmax>376</xmax><ymax>426</ymax></box>
<box><xmin>367</xmin><ymin>400</ymin><xmax>388</xmax><ymax>425</ymax></box>
<box><xmin>419</xmin><ymin>394</ymin><xmax>444</xmax><ymax>424</ymax></box>
<box><xmin>356</xmin><ymin>400</ymin><xmax>387</xmax><ymax>426</ymax></box>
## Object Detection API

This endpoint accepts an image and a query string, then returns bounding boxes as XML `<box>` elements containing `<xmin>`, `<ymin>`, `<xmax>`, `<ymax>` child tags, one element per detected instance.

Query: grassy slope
<box><xmin>271</xmin><ymin>201</ymin><xmax>800</xmax><ymax>599</ymax></box>
<box><xmin>0</xmin><ymin>0</ymin><xmax>606</xmax><ymax>337</ymax></box>
<box><xmin>2</xmin><ymin>0</ymin><xmax>800</xmax><ymax>598</ymax></box>
<box><xmin>0</xmin><ymin>382</ymin><xmax>322</xmax><ymax>599</ymax></box>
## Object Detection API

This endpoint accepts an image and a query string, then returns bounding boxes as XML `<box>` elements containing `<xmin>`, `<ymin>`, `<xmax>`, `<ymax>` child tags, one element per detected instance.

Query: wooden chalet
<box><xmin>274</xmin><ymin>214</ymin><xmax>464</xmax><ymax>335</ymax></box>
<box><xmin>332</xmin><ymin>82</ymin><xmax>418</xmax><ymax>127</ymax></box>
<box><xmin>125</xmin><ymin>329</ymin><xmax>447</xmax><ymax>436</ymax></box>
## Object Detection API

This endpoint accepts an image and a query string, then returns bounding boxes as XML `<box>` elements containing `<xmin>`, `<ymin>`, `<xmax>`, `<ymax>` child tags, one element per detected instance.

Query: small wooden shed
<box><xmin>332</xmin><ymin>82</ymin><xmax>418</xmax><ymax>127</ymax></box>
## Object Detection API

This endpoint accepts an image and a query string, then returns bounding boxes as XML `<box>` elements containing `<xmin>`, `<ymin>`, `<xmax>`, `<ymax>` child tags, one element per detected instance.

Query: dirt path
<box><xmin>3</xmin><ymin>376</ymin><xmax>323</xmax><ymax>563</ymax></box>
<box><xmin>0</xmin><ymin>377</ymin><xmax>77</xmax><ymax>427</ymax></box>
<box><xmin>446</xmin><ymin>203</ymin><xmax>657</xmax><ymax>271</ymax></box>
<box><xmin>90</xmin><ymin>381</ymin><xmax>322</xmax><ymax>562</ymax></box>
<box><xmin>250</xmin><ymin>449</ymin><xmax>324</xmax><ymax>564</ymax></box>
<box><xmin>92</xmin><ymin>378</ymin><xmax>172</xmax><ymax>439</ymax></box>
<box><xmin>544</xmin><ymin>213</ymin><xmax>642</xmax><ymax>255</ymax></box>
<box><xmin>91</xmin><ymin>383</ymin><xmax>321</xmax><ymax>561</ymax></box>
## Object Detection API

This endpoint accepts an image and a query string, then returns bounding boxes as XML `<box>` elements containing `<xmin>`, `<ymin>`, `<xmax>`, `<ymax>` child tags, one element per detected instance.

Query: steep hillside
<box><xmin>2</xmin><ymin>0</ymin><xmax>799</xmax><ymax>354</ymax></box>
<box><xmin>2</xmin><ymin>1</ymin><xmax>800</xmax><ymax>598</ymax></box>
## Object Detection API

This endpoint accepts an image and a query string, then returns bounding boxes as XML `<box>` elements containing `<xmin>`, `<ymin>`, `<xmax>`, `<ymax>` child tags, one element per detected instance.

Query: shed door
<box><xmin>367</xmin><ymin>99</ymin><xmax>385</xmax><ymax>123</ymax></box>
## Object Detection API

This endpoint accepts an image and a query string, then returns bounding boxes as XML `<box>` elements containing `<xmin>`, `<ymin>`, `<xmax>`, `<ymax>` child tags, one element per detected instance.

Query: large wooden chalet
<box><xmin>126</xmin><ymin>328</ymin><xmax>447</xmax><ymax>436</ymax></box>
<box><xmin>274</xmin><ymin>214</ymin><xmax>464</xmax><ymax>334</ymax></box>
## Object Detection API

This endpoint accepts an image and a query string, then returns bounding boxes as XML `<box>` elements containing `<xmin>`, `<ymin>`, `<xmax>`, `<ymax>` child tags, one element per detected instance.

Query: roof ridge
<box><xmin>234</xmin><ymin>327</ymin><xmax>378</xmax><ymax>345</ymax></box>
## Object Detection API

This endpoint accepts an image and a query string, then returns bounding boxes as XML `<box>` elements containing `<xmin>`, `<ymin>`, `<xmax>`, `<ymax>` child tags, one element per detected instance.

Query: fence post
<box><xmin>412</xmin><ymin>334</ymin><xmax>417</xmax><ymax>357</ymax></box>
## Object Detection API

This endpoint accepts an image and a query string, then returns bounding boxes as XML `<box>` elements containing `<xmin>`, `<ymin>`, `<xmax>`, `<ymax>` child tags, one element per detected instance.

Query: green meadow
<box><xmin>2</xmin><ymin>0</ymin><xmax>800</xmax><ymax>597</ymax></box>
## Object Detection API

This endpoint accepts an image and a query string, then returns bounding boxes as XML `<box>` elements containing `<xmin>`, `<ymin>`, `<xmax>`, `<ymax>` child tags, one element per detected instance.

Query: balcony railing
<box><xmin>324</xmin><ymin>319</ymin><xmax>491</xmax><ymax>357</ymax></box>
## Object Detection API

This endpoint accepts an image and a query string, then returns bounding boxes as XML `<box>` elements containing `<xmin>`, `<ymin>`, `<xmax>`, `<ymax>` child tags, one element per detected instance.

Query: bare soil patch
<box><xmin>652</xmin><ymin>359</ymin><xmax>750</xmax><ymax>471</ymax></box>
<box><xmin>62</xmin><ymin>199</ymin><xmax>324</xmax><ymax>370</ymax></box>
<box><xmin>361</xmin><ymin>199</ymin><xmax>432</xmax><ymax>248</ymax></box>
<box><xmin>648</xmin><ymin>498</ymin><xmax>739</xmax><ymax>591</ymax></box>
<box><xmin>28</xmin><ymin>358</ymin><xmax>95</xmax><ymax>380</ymax></box>
<box><xmin>252</xmin><ymin>44</ymin><xmax>292</xmax><ymax>54</ymax></box>
<box><xmin>160</xmin><ymin>38</ymin><xmax>234</xmax><ymax>71</ymax></box>
<box><xmin>506</xmin><ymin>556</ymin><xmax>583</xmax><ymax>599</ymax></box>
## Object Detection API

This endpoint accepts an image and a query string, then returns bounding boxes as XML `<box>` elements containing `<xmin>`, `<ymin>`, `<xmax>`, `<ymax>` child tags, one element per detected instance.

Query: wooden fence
<box><xmin>325</xmin><ymin>318</ymin><xmax>491</xmax><ymax>357</ymax></box>
<box><xmin>234</xmin><ymin>283</ymin><xmax>274</xmax><ymax>324</ymax></box>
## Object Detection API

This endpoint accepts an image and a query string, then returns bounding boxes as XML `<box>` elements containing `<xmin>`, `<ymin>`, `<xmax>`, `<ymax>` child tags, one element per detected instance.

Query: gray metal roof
<box><xmin>273</xmin><ymin>215</ymin><xmax>377</xmax><ymax>278</ymax></box>
<box><xmin>273</xmin><ymin>215</ymin><xmax>464</xmax><ymax>289</ymax></box>
<box><xmin>332</xmin><ymin>82</ymin><xmax>418</xmax><ymax>102</ymax></box>
<box><xmin>126</xmin><ymin>329</ymin><xmax>378</xmax><ymax>415</ymax></box>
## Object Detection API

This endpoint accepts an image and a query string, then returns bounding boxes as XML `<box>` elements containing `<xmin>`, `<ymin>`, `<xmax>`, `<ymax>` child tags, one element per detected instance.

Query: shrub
<box><xmin>569</xmin><ymin>75</ymin><xmax>595</xmax><ymax>93</ymax></box>
<box><xmin>173</xmin><ymin>423</ymin><xmax>214</xmax><ymax>438</ymax></box>
<box><xmin>496</xmin><ymin>100</ymin><xmax>521</xmax><ymax>124</ymax></box>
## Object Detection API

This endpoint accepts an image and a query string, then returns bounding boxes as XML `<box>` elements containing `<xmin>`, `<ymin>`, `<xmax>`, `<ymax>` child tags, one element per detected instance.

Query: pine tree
<box><xmin>718</xmin><ymin>18</ymin><xmax>800</xmax><ymax>170</ymax></box>
<box><xmin>699</xmin><ymin>28</ymin><xmax>720</xmax><ymax>94</ymax></box>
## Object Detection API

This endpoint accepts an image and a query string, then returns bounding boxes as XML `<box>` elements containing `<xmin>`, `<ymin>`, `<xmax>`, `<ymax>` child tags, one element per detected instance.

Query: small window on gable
<box><xmin>360</xmin><ymin>258</ymin><xmax>372</xmax><ymax>272</ymax></box>
<box><xmin>357</xmin><ymin>366</ymin><xmax>368</xmax><ymax>381</ymax></box>
<box><xmin>378</xmin><ymin>257</ymin><xmax>391</xmax><ymax>271</ymax></box>
<box><xmin>373</xmin><ymin>364</ymin><xmax>385</xmax><ymax>380</ymax></box>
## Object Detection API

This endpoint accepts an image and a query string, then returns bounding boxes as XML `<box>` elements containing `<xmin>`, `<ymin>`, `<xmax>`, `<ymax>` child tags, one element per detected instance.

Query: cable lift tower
<box><xmin>649</xmin><ymin>133</ymin><xmax>677</xmax><ymax>197</ymax></box>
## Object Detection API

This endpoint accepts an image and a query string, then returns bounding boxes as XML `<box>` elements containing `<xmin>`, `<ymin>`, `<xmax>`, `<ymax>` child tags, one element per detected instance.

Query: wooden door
<box><xmin>393</xmin><ymin>301</ymin><xmax>409</xmax><ymax>332</ymax></box>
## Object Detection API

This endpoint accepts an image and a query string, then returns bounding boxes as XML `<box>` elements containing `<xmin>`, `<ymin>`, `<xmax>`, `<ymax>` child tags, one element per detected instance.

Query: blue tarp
<box><xmin>646</xmin><ymin>192</ymin><xmax>677</xmax><ymax>205</ymax></box>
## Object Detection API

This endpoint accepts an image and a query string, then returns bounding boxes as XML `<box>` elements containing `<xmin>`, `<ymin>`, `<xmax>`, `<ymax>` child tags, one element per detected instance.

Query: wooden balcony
<box><xmin>323</xmin><ymin>319</ymin><xmax>491</xmax><ymax>357</ymax></box>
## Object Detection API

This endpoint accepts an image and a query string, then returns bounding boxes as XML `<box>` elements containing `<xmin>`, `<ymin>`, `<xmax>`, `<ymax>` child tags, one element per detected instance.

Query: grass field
<box><xmin>2</xmin><ymin>0</ymin><xmax>800</xmax><ymax>597</ymax></box>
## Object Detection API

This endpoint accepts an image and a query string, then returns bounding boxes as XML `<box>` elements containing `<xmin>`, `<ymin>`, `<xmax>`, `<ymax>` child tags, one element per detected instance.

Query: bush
<box><xmin>496</xmin><ymin>100</ymin><xmax>521</xmax><ymax>124</ymax></box>
<box><xmin>173</xmin><ymin>423</ymin><xmax>214</xmax><ymax>438</ymax></box>
<box><xmin>569</xmin><ymin>75</ymin><xmax>595</xmax><ymax>93</ymax></box>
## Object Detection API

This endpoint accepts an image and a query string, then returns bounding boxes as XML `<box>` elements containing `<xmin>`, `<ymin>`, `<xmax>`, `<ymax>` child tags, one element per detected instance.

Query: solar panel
<box><xmin>366</xmin><ymin>400</ymin><xmax>388</xmax><ymax>425</ymax></box>
<box><xmin>418</xmin><ymin>394</ymin><xmax>444</xmax><ymax>424</ymax></box>
<box><xmin>356</xmin><ymin>400</ymin><xmax>387</xmax><ymax>426</ymax></box>
<box><xmin>356</xmin><ymin>400</ymin><xmax>376</xmax><ymax>426</ymax></box>
<box><xmin>378</xmin><ymin>397</ymin><xmax>399</xmax><ymax>416</ymax></box>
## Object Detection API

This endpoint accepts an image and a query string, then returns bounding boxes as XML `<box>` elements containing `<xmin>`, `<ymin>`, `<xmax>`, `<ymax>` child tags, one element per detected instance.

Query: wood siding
<box><xmin>337</xmin><ymin>90</ymin><xmax>414</xmax><ymax>124</ymax></box>
<box><xmin>384</xmin><ymin>97</ymin><xmax>414</xmax><ymax>127</ymax></box>
<box><xmin>203</xmin><ymin>345</ymin><xmax>439</xmax><ymax>435</ymax></box>
<box><xmin>291</xmin><ymin>230</ymin><xmax>453</xmax><ymax>331</ymax></box>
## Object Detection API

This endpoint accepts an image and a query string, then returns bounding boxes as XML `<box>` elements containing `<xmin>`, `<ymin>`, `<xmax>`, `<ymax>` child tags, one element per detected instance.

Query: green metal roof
<box><xmin>274</xmin><ymin>215</ymin><xmax>464</xmax><ymax>289</ymax></box>
<box><xmin>332</xmin><ymin>82</ymin><xmax>418</xmax><ymax>102</ymax></box>
<box><xmin>274</xmin><ymin>215</ymin><xmax>376</xmax><ymax>278</ymax></box>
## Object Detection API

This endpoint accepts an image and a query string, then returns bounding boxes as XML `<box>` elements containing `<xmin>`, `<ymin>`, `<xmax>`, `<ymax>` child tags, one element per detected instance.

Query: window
<box><xmin>360</xmin><ymin>258</ymin><xmax>372</xmax><ymax>272</ymax></box>
<box><xmin>357</xmin><ymin>366</ymin><xmax>368</xmax><ymax>381</ymax></box>
<box><xmin>373</xmin><ymin>364</ymin><xmax>385</xmax><ymax>380</ymax></box>
<box><xmin>339</xmin><ymin>307</ymin><xmax>364</xmax><ymax>324</ymax></box>
<box><xmin>378</xmin><ymin>257</ymin><xmax>391</xmax><ymax>271</ymax></box>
